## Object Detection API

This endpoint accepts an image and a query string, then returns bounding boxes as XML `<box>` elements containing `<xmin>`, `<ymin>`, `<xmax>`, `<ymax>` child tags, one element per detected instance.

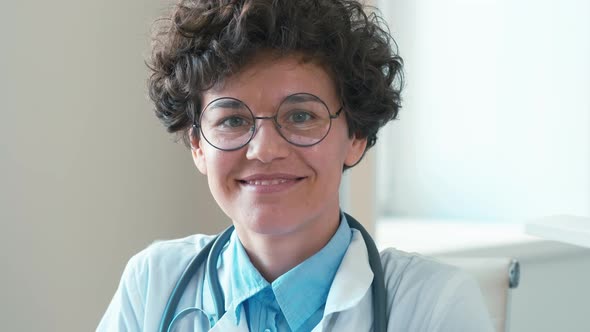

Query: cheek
<box><xmin>203</xmin><ymin>150</ymin><xmax>237</xmax><ymax>193</ymax></box>
<box><xmin>307</xmin><ymin>132</ymin><xmax>354</xmax><ymax>170</ymax></box>
<box><xmin>305</xmin><ymin>146</ymin><xmax>347</xmax><ymax>184</ymax></box>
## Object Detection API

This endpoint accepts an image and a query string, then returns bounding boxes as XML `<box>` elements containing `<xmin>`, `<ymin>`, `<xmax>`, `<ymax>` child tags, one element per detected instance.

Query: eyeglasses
<box><xmin>194</xmin><ymin>93</ymin><xmax>343</xmax><ymax>151</ymax></box>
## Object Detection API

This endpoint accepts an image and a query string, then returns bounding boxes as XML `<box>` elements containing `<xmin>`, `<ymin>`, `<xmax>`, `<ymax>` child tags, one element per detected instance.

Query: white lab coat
<box><xmin>98</xmin><ymin>230</ymin><xmax>493</xmax><ymax>332</ymax></box>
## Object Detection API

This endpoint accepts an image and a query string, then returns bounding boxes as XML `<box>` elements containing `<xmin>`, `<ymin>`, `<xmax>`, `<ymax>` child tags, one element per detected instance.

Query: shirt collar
<box><xmin>227</xmin><ymin>212</ymin><xmax>353</xmax><ymax>330</ymax></box>
<box><xmin>272</xmin><ymin>213</ymin><xmax>352</xmax><ymax>331</ymax></box>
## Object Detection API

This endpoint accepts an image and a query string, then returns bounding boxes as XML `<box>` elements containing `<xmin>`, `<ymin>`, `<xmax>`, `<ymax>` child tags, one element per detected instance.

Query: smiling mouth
<box><xmin>238</xmin><ymin>177</ymin><xmax>306</xmax><ymax>186</ymax></box>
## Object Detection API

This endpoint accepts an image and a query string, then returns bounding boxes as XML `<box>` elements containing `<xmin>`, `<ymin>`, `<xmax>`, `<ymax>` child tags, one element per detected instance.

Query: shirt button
<box><xmin>264</xmin><ymin>329</ymin><xmax>271</xmax><ymax>332</ymax></box>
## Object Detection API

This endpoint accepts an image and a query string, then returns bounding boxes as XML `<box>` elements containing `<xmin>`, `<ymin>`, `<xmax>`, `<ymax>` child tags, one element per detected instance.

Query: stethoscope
<box><xmin>159</xmin><ymin>213</ymin><xmax>387</xmax><ymax>332</ymax></box>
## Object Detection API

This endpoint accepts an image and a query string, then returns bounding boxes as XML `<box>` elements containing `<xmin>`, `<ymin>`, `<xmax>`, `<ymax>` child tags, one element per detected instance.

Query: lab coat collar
<box><xmin>218</xmin><ymin>231</ymin><xmax>244</xmax><ymax>323</ymax></box>
<box><xmin>323</xmin><ymin>229</ymin><xmax>374</xmax><ymax>315</ymax></box>
<box><xmin>194</xmin><ymin>232</ymin><xmax>239</xmax><ymax>328</ymax></box>
<box><xmin>208</xmin><ymin>304</ymin><xmax>249</xmax><ymax>332</ymax></box>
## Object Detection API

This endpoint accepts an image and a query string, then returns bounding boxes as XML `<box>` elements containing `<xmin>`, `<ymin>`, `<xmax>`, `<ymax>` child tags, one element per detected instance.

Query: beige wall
<box><xmin>0</xmin><ymin>1</ymin><xmax>228</xmax><ymax>331</ymax></box>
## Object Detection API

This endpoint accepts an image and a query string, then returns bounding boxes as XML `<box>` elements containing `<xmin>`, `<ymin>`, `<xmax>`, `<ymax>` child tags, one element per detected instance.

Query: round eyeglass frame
<box><xmin>193</xmin><ymin>93</ymin><xmax>344</xmax><ymax>151</ymax></box>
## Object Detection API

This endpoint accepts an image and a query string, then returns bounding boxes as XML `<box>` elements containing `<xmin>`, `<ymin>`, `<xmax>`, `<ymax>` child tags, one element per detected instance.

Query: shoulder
<box><xmin>98</xmin><ymin>234</ymin><xmax>217</xmax><ymax>331</ymax></box>
<box><xmin>134</xmin><ymin>233</ymin><xmax>217</xmax><ymax>263</ymax></box>
<box><xmin>379</xmin><ymin>248</ymin><xmax>469</xmax><ymax>308</ymax></box>
<box><xmin>379</xmin><ymin>248</ymin><xmax>467</xmax><ymax>288</ymax></box>
<box><xmin>379</xmin><ymin>248</ymin><xmax>493</xmax><ymax>331</ymax></box>
<box><xmin>125</xmin><ymin>233</ymin><xmax>216</xmax><ymax>277</ymax></box>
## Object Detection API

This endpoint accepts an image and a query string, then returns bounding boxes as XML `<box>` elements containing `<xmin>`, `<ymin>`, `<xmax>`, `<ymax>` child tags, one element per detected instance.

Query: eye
<box><xmin>220</xmin><ymin>116</ymin><xmax>248</xmax><ymax>128</ymax></box>
<box><xmin>287</xmin><ymin>110</ymin><xmax>315</xmax><ymax>123</ymax></box>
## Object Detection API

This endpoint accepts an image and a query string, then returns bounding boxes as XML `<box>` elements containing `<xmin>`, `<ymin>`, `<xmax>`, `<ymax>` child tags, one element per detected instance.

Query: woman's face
<box><xmin>191</xmin><ymin>54</ymin><xmax>366</xmax><ymax>239</ymax></box>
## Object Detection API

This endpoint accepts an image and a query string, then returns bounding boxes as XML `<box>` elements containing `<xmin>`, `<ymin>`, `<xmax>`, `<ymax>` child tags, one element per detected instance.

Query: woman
<box><xmin>98</xmin><ymin>0</ymin><xmax>493</xmax><ymax>331</ymax></box>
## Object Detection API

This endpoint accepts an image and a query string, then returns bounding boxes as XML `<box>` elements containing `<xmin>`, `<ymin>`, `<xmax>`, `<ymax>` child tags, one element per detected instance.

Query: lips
<box><xmin>237</xmin><ymin>173</ymin><xmax>306</xmax><ymax>191</ymax></box>
<box><xmin>243</xmin><ymin>178</ymin><xmax>291</xmax><ymax>186</ymax></box>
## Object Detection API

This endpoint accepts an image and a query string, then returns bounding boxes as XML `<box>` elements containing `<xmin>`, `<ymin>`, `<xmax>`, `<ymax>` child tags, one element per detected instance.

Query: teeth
<box><xmin>246</xmin><ymin>179</ymin><xmax>290</xmax><ymax>185</ymax></box>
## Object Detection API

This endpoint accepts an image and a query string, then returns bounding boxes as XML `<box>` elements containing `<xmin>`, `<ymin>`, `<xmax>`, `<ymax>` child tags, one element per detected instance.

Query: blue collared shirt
<box><xmin>228</xmin><ymin>214</ymin><xmax>352</xmax><ymax>332</ymax></box>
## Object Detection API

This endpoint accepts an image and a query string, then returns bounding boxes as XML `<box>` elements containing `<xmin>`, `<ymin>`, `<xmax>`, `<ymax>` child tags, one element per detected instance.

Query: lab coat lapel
<box><xmin>209</xmin><ymin>306</ymin><xmax>249</xmax><ymax>332</ymax></box>
<box><xmin>203</xmin><ymin>232</ymin><xmax>250</xmax><ymax>332</ymax></box>
<box><xmin>312</xmin><ymin>230</ymin><xmax>375</xmax><ymax>331</ymax></box>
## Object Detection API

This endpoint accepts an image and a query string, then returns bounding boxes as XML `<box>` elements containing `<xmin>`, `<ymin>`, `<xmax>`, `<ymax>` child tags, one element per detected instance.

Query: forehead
<box><xmin>202</xmin><ymin>53</ymin><xmax>338</xmax><ymax>109</ymax></box>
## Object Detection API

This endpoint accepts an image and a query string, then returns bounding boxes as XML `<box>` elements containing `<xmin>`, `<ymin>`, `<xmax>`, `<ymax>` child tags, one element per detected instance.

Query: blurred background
<box><xmin>1</xmin><ymin>0</ymin><xmax>589</xmax><ymax>331</ymax></box>
<box><xmin>377</xmin><ymin>0</ymin><xmax>589</xmax><ymax>222</ymax></box>
<box><xmin>374</xmin><ymin>1</ymin><xmax>590</xmax><ymax>331</ymax></box>
<box><xmin>0</xmin><ymin>0</ymin><xmax>228</xmax><ymax>330</ymax></box>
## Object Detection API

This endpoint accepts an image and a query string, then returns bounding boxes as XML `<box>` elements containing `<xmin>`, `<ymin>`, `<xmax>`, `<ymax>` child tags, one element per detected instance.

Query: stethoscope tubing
<box><xmin>158</xmin><ymin>232</ymin><xmax>218</xmax><ymax>332</ymax></box>
<box><xmin>345</xmin><ymin>214</ymin><xmax>387</xmax><ymax>332</ymax></box>
<box><xmin>206</xmin><ymin>225</ymin><xmax>234</xmax><ymax>320</ymax></box>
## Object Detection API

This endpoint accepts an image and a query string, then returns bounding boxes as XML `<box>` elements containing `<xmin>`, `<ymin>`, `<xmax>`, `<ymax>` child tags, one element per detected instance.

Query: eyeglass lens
<box><xmin>198</xmin><ymin>93</ymin><xmax>334</xmax><ymax>150</ymax></box>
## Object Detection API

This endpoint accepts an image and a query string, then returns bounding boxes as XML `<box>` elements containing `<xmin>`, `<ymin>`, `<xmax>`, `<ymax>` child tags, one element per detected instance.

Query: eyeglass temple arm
<box><xmin>330</xmin><ymin>107</ymin><xmax>343</xmax><ymax>119</ymax></box>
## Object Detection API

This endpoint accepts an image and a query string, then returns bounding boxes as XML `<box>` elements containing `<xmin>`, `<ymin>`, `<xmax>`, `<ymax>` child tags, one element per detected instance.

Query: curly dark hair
<box><xmin>148</xmin><ymin>0</ymin><xmax>403</xmax><ymax>158</ymax></box>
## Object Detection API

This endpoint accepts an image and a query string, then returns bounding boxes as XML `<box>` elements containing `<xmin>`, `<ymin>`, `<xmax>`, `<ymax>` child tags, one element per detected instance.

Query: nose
<box><xmin>245</xmin><ymin>118</ymin><xmax>291</xmax><ymax>163</ymax></box>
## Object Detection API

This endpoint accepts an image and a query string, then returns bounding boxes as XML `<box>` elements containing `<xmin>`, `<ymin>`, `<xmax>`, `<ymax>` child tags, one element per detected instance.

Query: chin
<box><xmin>236</xmin><ymin>210</ymin><xmax>307</xmax><ymax>236</ymax></box>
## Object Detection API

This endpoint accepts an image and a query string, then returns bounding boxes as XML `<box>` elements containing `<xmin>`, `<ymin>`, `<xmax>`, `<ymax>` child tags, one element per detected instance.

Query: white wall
<box><xmin>377</xmin><ymin>0</ymin><xmax>590</xmax><ymax>222</ymax></box>
<box><xmin>375</xmin><ymin>1</ymin><xmax>590</xmax><ymax>330</ymax></box>
<box><xmin>0</xmin><ymin>1</ymin><xmax>228</xmax><ymax>331</ymax></box>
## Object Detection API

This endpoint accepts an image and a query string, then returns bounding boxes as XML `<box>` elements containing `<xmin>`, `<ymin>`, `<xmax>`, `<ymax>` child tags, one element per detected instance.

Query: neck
<box><xmin>235</xmin><ymin>211</ymin><xmax>341</xmax><ymax>282</ymax></box>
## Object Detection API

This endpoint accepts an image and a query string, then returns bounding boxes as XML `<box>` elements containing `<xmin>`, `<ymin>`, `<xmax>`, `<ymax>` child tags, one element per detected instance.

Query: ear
<box><xmin>344</xmin><ymin>134</ymin><xmax>368</xmax><ymax>167</ymax></box>
<box><xmin>190</xmin><ymin>128</ymin><xmax>208</xmax><ymax>175</ymax></box>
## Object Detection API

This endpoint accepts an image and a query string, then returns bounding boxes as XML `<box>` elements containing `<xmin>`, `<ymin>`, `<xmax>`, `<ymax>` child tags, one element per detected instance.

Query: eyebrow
<box><xmin>282</xmin><ymin>94</ymin><xmax>321</xmax><ymax>104</ymax></box>
<box><xmin>207</xmin><ymin>94</ymin><xmax>323</xmax><ymax>111</ymax></box>
<box><xmin>208</xmin><ymin>99</ymin><xmax>244</xmax><ymax>109</ymax></box>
